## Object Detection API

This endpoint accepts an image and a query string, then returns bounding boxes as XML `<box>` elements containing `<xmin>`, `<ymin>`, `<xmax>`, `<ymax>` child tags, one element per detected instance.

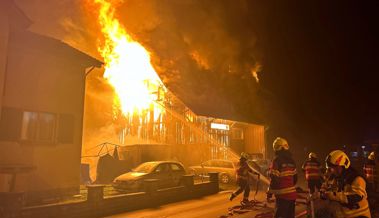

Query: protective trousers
<box><xmin>233</xmin><ymin>179</ymin><xmax>250</xmax><ymax>199</ymax></box>
<box><xmin>274</xmin><ymin>198</ymin><xmax>295</xmax><ymax>218</ymax></box>
<box><xmin>308</xmin><ymin>179</ymin><xmax>322</xmax><ymax>194</ymax></box>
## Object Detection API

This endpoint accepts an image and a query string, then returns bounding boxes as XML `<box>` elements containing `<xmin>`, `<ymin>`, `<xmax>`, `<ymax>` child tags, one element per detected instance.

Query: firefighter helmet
<box><xmin>240</xmin><ymin>152</ymin><xmax>249</xmax><ymax>161</ymax></box>
<box><xmin>273</xmin><ymin>137</ymin><xmax>289</xmax><ymax>151</ymax></box>
<box><xmin>368</xmin><ymin>151</ymin><xmax>375</xmax><ymax>160</ymax></box>
<box><xmin>309</xmin><ymin>152</ymin><xmax>317</xmax><ymax>159</ymax></box>
<box><xmin>325</xmin><ymin>150</ymin><xmax>350</xmax><ymax>169</ymax></box>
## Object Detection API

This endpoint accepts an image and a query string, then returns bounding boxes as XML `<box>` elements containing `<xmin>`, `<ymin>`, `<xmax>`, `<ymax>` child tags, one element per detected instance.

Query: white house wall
<box><xmin>1</xmin><ymin>39</ymin><xmax>86</xmax><ymax>199</ymax></box>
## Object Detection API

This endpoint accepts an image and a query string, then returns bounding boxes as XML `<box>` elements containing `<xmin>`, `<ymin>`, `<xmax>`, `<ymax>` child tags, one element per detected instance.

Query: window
<box><xmin>155</xmin><ymin>164</ymin><xmax>169</xmax><ymax>173</ymax></box>
<box><xmin>232</xmin><ymin>128</ymin><xmax>244</xmax><ymax>140</ymax></box>
<box><xmin>350</xmin><ymin>151</ymin><xmax>359</xmax><ymax>158</ymax></box>
<box><xmin>212</xmin><ymin>160</ymin><xmax>220</xmax><ymax>167</ymax></box>
<box><xmin>0</xmin><ymin>107</ymin><xmax>75</xmax><ymax>144</ymax></box>
<box><xmin>213</xmin><ymin>160</ymin><xmax>232</xmax><ymax>168</ymax></box>
<box><xmin>202</xmin><ymin>160</ymin><xmax>212</xmax><ymax>167</ymax></box>
<box><xmin>170</xmin><ymin>163</ymin><xmax>184</xmax><ymax>172</ymax></box>
<box><xmin>219</xmin><ymin>161</ymin><xmax>233</xmax><ymax>169</ymax></box>
<box><xmin>21</xmin><ymin>111</ymin><xmax>56</xmax><ymax>142</ymax></box>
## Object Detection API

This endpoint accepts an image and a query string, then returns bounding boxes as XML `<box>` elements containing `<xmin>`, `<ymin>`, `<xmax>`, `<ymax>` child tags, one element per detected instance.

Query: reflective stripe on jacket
<box><xmin>269</xmin><ymin>154</ymin><xmax>297</xmax><ymax>200</ymax></box>
<box><xmin>326</xmin><ymin>169</ymin><xmax>371</xmax><ymax>218</ymax></box>
<box><xmin>302</xmin><ymin>159</ymin><xmax>322</xmax><ymax>181</ymax></box>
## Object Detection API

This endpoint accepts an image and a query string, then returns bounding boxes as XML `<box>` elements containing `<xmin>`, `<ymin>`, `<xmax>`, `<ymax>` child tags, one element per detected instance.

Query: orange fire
<box><xmin>91</xmin><ymin>0</ymin><xmax>165</xmax><ymax>119</ymax></box>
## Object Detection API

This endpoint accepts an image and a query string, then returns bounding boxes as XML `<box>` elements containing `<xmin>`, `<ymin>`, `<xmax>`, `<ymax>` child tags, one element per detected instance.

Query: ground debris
<box><xmin>220</xmin><ymin>199</ymin><xmax>270</xmax><ymax>218</ymax></box>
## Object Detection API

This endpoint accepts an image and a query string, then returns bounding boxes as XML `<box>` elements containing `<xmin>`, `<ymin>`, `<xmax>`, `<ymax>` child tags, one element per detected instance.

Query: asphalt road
<box><xmin>104</xmin><ymin>176</ymin><xmax>309</xmax><ymax>218</ymax></box>
<box><xmin>104</xmin><ymin>190</ymin><xmax>273</xmax><ymax>218</ymax></box>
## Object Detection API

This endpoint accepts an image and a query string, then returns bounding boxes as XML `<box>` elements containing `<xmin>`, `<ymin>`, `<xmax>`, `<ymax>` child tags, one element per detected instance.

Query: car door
<box><xmin>170</xmin><ymin>163</ymin><xmax>185</xmax><ymax>186</ymax></box>
<box><xmin>221</xmin><ymin>160</ymin><xmax>235</xmax><ymax>177</ymax></box>
<box><xmin>202</xmin><ymin>160</ymin><xmax>215</xmax><ymax>174</ymax></box>
<box><xmin>152</xmin><ymin>163</ymin><xmax>171</xmax><ymax>189</ymax></box>
<box><xmin>211</xmin><ymin>160</ymin><xmax>223</xmax><ymax>174</ymax></box>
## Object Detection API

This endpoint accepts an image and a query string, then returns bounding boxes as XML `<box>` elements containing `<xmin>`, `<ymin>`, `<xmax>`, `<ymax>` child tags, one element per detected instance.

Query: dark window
<box><xmin>0</xmin><ymin>107</ymin><xmax>75</xmax><ymax>144</ymax></box>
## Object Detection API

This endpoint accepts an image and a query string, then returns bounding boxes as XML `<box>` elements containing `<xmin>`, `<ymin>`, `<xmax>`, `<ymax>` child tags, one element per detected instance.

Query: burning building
<box><xmin>0</xmin><ymin>0</ymin><xmax>102</xmax><ymax>203</ymax></box>
<box><xmin>82</xmin><ymin>0</ymin><xmax>266</xmax><ymax>182</ymax></box>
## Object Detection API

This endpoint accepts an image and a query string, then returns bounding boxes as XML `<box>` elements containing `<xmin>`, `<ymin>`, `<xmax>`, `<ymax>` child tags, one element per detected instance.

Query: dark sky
<box><xmin>247</xmin><ymin>1</ymin><xmax>379</xmax><ymax>152</ymax></box>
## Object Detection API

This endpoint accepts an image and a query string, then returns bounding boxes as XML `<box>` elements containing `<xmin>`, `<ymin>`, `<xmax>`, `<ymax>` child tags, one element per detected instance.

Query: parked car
<box><xmin>188</xmin><ymin>159</ymin><xmax>239</xmax><ymax>184</ymax></box>
<box><xmin>248</xmin><ymin>159</ymin><xmax>270</xmax><ymax>177</ymax></box>
<box><xmin>112</xmin><ymin>161</ymin><xmax>186</xmax><ymax>192</ymax></box>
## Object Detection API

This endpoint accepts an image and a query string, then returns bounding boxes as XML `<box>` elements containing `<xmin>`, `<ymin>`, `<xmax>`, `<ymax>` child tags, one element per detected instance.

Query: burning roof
<box><xmin>86</xmin><ymin>0</ymin><xmax>264</xmax><ymax>125</ymax></box>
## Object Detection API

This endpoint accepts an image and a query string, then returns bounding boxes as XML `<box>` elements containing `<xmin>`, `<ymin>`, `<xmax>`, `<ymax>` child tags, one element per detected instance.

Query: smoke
<box><xmin>121</xmin><ymin>1</ymin><xmax>263</xmax><ymax>123</ymax></box>
<box><xmin>15</xmin><ymin>0</ymin><xmax>100</xmax><ymax>58</ymax></box>
<box><xmin>113</xmin><ymin>0</ymin><xmax>263</xmax><ymax>108</ymax></box>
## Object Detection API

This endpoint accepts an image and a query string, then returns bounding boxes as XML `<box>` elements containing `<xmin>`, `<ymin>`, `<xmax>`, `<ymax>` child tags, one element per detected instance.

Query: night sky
<box><xmin>249</xmin><ymin>1</ymin><xmax>379</xmax><ymax>152</ymax></box>
<box><xmin>15</xmin><ymin>0</ymin><xmax>379</xmax><ymax>156</ymax></box>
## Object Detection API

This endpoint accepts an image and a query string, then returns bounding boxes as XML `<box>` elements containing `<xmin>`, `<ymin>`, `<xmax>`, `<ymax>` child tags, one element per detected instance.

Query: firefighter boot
<box><xmin>242</xmin><ymin>198</ymin><xmax>249</xmax><ymax>204</ymax></box>
<box><xmin>229</xmin><ymin>193</ymin><xmax>236</xmax><ymax>201</ymax></box>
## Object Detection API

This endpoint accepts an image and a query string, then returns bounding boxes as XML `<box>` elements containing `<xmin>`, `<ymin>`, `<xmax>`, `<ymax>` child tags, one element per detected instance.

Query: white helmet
<box><xmin>309</xmin><ymin>152</ymin><xmax>317</xmax><ymax>159</ymax></box>
<box><xmin>368</xmin><ymin>151</ymin><xmax>375</xmax><ymax>160</ymax></box>
<box><xmin>240</xmin><ymin>152</ymin><xmax>249</xmax><ymax>161</ymax></box>
<box><xmin>273</xmin><ymin>137</ymin><xmax>289</xmax><ymax>151</ymax></box>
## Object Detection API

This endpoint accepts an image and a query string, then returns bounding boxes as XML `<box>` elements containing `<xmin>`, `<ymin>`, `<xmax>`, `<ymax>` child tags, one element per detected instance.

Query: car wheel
<box><xmin>219</xmin><ymin>173</ymin><xmax>230</xmax><ymax>184</ymax></box>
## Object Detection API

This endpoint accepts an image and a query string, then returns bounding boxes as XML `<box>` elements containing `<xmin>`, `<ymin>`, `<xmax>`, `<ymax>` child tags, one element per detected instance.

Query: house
<box><xmin>0</xmin><ymin>0</ymin><xmax>102</xmax><ymax>203</ymax></box>
<box><xmin>87</xmin><ymin>84</ymin><xmax>266</xmax><ymax>180</ymax></box>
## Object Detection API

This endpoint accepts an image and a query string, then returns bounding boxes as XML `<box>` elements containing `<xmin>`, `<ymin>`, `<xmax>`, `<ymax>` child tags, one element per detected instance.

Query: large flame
<box><xmin>92</xmin><ymin>0</ymin><xmax>164</xmax><ymax>118</ymax></box>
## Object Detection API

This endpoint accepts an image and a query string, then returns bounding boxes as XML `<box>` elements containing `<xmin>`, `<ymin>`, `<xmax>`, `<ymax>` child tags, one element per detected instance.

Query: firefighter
<box><xmin>302</xmin><ymin>152</ymin><xmax>322</xmax><ymax>194</ymax></box>
<box><xmin>267</xmin><ymin>137</ymin><xmax>297</xmax><ymax>218</ymax></box>
<box><xmin>363</xmin><ymin>151</ymin><xmax>376</xmax><ymax>192</ymax></box>
<box><xmin>363</xmin><ymin>151</ymin><xmax>377</xmax><ymax>216</ymax></box>
<box><xmin>321</xmin><ymin>150</ymin><xmax>371</xmax><ymax>218</ymax></box>
<box><xmin>229</xmin><ymin>152</ymin><xmax>258</xmax><ymax>203</ymax></box>
<box><xmin>317</xmin><ymin>167</ymin><xmax>345</xmax><ymax>218</ymax></box>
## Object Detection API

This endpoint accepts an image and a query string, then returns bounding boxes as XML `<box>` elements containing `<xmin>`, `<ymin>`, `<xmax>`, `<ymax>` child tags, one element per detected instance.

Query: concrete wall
<box><xmin>18</xmin><ymin>174</ymin><xmax>219</xmax><ymax>218</ymax></box>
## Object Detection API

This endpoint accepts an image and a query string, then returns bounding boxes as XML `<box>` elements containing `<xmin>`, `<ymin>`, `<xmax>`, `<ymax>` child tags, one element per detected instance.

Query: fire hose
<box><xmin>254</xmin><ymin>173</ymin><xmax>260</xmax><ymax>200</ymax></box>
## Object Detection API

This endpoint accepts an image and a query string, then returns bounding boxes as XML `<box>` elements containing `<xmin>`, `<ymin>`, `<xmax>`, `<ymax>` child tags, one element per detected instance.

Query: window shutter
<box><xmin>0</xmin><ymin>107</ymin><xmax>23</xmax><ymax>141</ymax></box>
<box><xmin>57</xmin><ymin>114</ymin><xmax>75</xmax><ymax>143</ymax></box>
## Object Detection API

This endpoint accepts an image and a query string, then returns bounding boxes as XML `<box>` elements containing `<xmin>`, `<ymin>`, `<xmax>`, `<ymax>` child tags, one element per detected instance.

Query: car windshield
<box><xmin>132</xmin><ymin>162</ymin><xmax>157</xmax><ymax>173</ymax></box>
<box><xmin>218</xmin><ymin>161</ymin><xmax>234</xmax><ymax>168</ymax></box>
